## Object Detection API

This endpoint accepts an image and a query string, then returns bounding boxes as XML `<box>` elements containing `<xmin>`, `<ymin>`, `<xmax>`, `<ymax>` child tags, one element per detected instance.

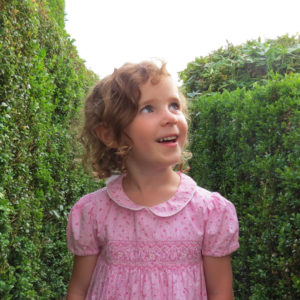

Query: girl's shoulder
<box><xmin>67</xmin><ymin>187</ymin><xmax>111</xmax><ymax>256</ymax></box>
<box><xmin>70</xmin><ymin>185</ymin><xmax>111</xmax><ymax>216</ymax></box>
<box><xmin>193</xmin><ymin>187</ymin><xmax>235</xmax><ymax>210</ymax></box>
<box><xmin>183</xmin><ymin>174</ymin><xmax>237</xmax><ymax>214</ymax></box>
<box><xmin>184</xmin><ymin>175</ymin><xmax>240</xmax><ymax>256</ymax></box>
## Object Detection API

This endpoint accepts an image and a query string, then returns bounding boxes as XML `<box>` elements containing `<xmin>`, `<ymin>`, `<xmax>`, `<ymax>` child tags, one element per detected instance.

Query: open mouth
<box><xmin>156</xmin><ymin>136</ymin><xmax>178</xmax><ymax>143</ymax></box>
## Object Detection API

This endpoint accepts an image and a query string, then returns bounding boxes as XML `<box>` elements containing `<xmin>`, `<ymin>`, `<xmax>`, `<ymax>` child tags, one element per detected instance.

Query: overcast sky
<box><xmin>65</xmin><ymin>0</ymin><xmax>299</xmax><ymax>82</ymax></box>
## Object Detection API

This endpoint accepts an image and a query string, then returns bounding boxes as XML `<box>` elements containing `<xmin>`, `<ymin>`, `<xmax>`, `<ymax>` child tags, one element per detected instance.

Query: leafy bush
<box><xmin>45</xmin><ymin>0</ymin><xmax>65</xmax><ymax>29</ymax></box>
<box><xmin>179</xmin><ymin>35</ymin><xmax>300</xmax><ymax>97</ymax></box>
<box><xmin>188</xmin><ymin>73</ymin><xmax>300</xmax><ymax>299</ymax></box>
<box><xmin>0</xmin><ymin>0</ymin><xmax>101</xmax><ymax>298</ymax></box>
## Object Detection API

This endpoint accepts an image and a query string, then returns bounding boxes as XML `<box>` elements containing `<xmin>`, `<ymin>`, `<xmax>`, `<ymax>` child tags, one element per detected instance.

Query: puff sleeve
<box><xmin>67</xmin><ymin>194</ymin><xmax>102</xmax><ymax>256</ymax></box>
<box><xmin>202</xmin><ymin>192</ymin><xmax>239</xmax><ymax>257</ymax></box>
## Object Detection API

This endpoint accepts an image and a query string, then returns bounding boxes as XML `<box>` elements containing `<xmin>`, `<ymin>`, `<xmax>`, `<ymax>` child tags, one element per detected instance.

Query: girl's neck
<box><xmin>122</xmin><ymin>167</ymin><xmax>180</xmax><ymax>207</ymax></box>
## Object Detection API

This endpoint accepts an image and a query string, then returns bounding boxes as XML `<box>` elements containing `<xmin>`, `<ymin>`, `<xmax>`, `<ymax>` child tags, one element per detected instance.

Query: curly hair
<box><xmin>80</xmin><ymin>60</ymin><xmax>190</xmax><ymax>179</ymax></box>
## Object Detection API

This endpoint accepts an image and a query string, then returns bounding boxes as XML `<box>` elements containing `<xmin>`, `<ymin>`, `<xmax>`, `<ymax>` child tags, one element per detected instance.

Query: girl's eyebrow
<box><xmin>139</xmin><ymin>98</ymin><xmax>155</xmax><ymax>105</ymax></box>
<box><xmin>139</xmin><ymin>96</ymin><xmax>180</xmax><ymax>106</ymax></box>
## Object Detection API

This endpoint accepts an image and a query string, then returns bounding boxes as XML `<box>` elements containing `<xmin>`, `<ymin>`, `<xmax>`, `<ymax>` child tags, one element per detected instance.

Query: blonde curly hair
<box><xmin>80</xmin><ymin>60</ymin><xmax>190</xmax><ymax>179</ymax></box>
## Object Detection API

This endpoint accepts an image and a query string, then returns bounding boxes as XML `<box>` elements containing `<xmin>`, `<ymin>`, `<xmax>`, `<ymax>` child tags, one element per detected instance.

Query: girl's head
<box><xmin>81</xmin><ymin>60</ymin><xmax>189</xmax><ymax>178</ymax></box>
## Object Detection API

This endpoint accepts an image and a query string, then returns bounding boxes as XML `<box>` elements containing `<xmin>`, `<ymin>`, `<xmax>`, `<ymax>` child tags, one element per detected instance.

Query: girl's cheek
<box><xmin>181</xmin><ymin>115</ymin><xmax>188</xmax><ymax>129</ymax></box>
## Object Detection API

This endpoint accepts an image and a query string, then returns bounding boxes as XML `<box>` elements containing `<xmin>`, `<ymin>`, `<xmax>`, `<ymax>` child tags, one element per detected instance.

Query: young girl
<box><xmin>66</xmin><ymin>61</ymin><xmax>239</xmax><ymax>300</ymax></box>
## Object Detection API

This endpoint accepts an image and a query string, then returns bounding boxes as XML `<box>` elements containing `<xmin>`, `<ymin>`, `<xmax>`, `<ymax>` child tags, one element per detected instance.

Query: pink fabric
<box><xmin>67</xmin><ymin>173</ymin><xmax>239</xmax><ymax>299</ymax></box>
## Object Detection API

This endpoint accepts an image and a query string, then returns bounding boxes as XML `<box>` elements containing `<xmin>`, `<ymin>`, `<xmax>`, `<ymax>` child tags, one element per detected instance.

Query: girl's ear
<box><xmin>95</xmin><ymin>124</ymin><xmax>118</xmax><ymax>148</ymax></box>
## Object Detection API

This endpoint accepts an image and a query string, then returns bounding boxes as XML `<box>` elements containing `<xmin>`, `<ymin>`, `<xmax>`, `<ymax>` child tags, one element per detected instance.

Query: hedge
<box><xmin>188</xmin><ymin>73</ymin><xmax>300</xmax><ymax>299</ymax></box>
<box><xmin>179</xmin><ymin>34</ymin><xmax>300</xmax><ymax>97</ymax></box>
<box><xmin>0</xmin><ymin>0</ymin><xmax>100</xmax><ymax>298</ymax></box>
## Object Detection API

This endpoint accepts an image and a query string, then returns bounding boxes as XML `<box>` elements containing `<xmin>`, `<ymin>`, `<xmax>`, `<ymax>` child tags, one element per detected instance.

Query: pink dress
<box><xmin>67</xmin><ymin>173</ymin><xmax>239</xmax><ymax>299</ymax></box>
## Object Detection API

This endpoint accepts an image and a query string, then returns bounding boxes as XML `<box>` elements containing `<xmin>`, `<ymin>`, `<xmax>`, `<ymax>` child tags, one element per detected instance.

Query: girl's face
<box><xmin>124</xmin><ymin>76</ymin><xmax>188</xmax><ymax>171</ymax></box>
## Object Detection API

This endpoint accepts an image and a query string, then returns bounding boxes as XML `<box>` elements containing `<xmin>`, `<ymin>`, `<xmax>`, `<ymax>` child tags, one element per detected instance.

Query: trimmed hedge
<box><xmin>188</xmin><ymin>73</ymin><xmax>300</xmax><ymax>299</ymax></box>
<box><xmin>0</xmin><ymin>0</ymin><xmax>100</xmax><ymax>298</ymax></box>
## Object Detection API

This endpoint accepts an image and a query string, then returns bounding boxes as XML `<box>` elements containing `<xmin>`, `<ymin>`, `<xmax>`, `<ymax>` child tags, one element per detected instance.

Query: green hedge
<box><xmin>188</xmin><ymin>73</ymin><xmax>300</xmax><ymax>299</ymax></box>
<box><xmin>45</xmin><ymin>0</ymin><xmax>65</xmax><ymax>29</ymax></box>
<box><xmin>0</xmin><ymin>0</ymin><xmax>100</xmax><ymax>298</ymax></box>
<box><xmin>179</xmin><ymin>35</ymin><xmax>300</xmax><ymax>97</ymax></box>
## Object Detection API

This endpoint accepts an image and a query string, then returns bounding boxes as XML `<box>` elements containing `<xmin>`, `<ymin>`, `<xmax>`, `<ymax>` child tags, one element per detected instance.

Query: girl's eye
<box><xmin>170</xmin><ymin>102</ymin><xmax>180</xmax><ymax>111</ymax></box>
<box><xmin>140</xmin><ymin>105</ymin><xmax>153</xmax><ymax>113</ymax></box>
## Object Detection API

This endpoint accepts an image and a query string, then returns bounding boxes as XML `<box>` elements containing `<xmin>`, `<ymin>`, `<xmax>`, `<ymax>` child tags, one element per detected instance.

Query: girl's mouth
<box><xmin>156</xmin><ymin>136</ymin><xmax>178</xmax><ymax>143</ymax></box>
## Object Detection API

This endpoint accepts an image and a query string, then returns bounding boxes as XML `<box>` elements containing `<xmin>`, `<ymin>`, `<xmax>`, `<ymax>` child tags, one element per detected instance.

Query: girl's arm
<box><xmin>66</xmin><ymin>255</ymin><xmax>98</xmax><ymax>300</ymax></box>
<box><xmin>203</xmin><ymin>255</ymin><xmax>234</xmax><ymax>300</ymax></box>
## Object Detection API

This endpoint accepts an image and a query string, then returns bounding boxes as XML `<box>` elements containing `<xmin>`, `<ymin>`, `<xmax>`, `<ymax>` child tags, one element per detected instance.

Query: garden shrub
<box><xmin>0</xmin><ymin>0</ymin><xmax>101</xmax><ymax>298</ymax></box>
<box><xmin>179</xmin><ymin>34</ymin><xmax>300</xmax><ymax>97</ymax></box>
<box><xmin>188</xmin><ymin>73</ymin><xmax>300</xmax><ymax>299</ymax></box>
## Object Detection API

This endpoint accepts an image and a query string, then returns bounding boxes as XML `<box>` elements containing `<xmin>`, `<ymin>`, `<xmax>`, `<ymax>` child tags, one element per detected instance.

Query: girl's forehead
<box><xmin>139</xmin><ymin>76</ymin><xmax>179</xmax><ymax>100</ymax></box>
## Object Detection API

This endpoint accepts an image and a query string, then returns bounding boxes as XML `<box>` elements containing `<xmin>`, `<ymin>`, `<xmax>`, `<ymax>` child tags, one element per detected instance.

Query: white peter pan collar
<box><xmin>106</xmin><ymin>173</ymin><xmax>197</xmax><ymax>217</ymax></box>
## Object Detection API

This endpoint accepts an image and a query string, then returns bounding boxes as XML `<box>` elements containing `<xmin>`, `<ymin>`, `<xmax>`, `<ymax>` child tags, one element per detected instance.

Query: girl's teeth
<box><xmin>158</xmin><ymin>136</ymin><xmax>176</xmax><ymax>142</ymax></box>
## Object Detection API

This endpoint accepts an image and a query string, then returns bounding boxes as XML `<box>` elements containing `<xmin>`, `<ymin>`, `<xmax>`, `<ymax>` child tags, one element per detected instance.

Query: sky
<box><xmin>65</xmin><ymin>0</ymin><xmax>299</xmax><ymax>83</ymax></box>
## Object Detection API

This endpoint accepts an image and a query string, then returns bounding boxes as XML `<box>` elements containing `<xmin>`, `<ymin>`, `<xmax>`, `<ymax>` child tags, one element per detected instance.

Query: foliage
<box><xmin>0</xmin><ymin>0</ymin><xmax>101</xmax><ymax>298</ymax></box>
<box><xmin>179</xmin><ymin>35</ymin><xmax>300</xmax><ymax>97</ymax></box>
<box><xmin>45</xmin><ymin>0</ymin><xmax>65</xmax><ymax>29</ymax></box>
<box><xmin>188</xmin><ymin>73</ymin><xmax>300</xmax><ymax>299</ymax></box>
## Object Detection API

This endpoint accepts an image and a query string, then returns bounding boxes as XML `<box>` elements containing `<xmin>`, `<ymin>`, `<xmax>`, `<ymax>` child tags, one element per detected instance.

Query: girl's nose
<box><xmin>160</xmin><ymin>109</ymin><xmax>178</xmax><ymax>126</ymax></box>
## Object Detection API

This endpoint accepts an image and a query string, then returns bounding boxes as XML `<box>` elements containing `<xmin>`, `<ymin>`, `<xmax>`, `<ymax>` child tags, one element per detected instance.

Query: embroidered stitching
<box><xmin>103</xmin><ymin>240</ymin><xmax>201</xmax><ymax>267</ymax></box>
